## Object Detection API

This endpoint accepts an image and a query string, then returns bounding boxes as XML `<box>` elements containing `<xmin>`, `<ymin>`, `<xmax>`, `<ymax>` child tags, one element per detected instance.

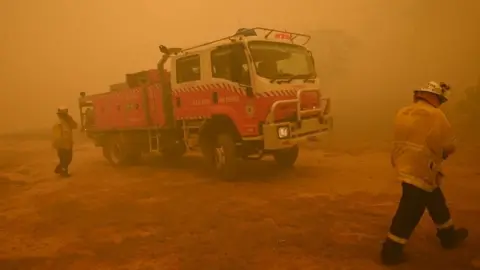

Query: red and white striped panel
<box><xmin>177</xmin><ymin>116</ymin><xmax>207</xmax><ymax>120</ymax></box>
<box><xmin>172</xmin><ymin>83</ymin><xmax>246</xmax><ymax>96</ymax></box>
<box><xmin>172</xmin><ymin>83</ymin><xmax>301</xmax><ymax>98</ymax></box>
<box><xmin>255</xmin><ymin>89</ymin><xmax>297</xmax><ymax>98</ymax></box>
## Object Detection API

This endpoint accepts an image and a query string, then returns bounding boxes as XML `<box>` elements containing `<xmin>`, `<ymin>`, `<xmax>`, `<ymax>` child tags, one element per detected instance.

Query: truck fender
<box><xmin>199</xmin><ymin>113</ymin><xmax>240</xmax><ymax>145</ymax></box>
<box><xmin>208</xmin><ymin>106</ymin><xmax>243</xmax><ymax>134</ymax></box>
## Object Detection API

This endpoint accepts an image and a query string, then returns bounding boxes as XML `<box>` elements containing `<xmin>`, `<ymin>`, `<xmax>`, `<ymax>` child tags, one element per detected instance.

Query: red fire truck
<box><xmin>78</xmin><ymin>27</ymin><xmax>333</xmax><ymax>180</ymax></box>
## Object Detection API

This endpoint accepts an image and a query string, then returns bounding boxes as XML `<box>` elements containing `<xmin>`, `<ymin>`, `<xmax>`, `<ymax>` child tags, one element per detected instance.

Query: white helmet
<box><xmin>57</xmin><ymin>106</ymin><xmax>68</xmax><ymax>114</ymax></box>
<box><xmin>415</xmin><ymin>81</ymin><xmax>451</xmax><ymax>102</ymax></box>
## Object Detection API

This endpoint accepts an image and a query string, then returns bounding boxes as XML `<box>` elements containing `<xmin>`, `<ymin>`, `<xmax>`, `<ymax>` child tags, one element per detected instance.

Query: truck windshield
<box><xmin>248</xmin><ymin>41</ymin><xmax>316</xmax><ymax>81</ymax></box>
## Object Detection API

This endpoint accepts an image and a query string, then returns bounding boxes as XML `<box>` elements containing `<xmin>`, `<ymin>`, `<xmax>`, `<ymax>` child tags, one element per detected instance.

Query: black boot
<box><xmin>54</xmin><ymin>165</ymin><xmax>62</xmax><ymax>174</ymax></box>
<box><xmin>381</xmin><ymin>239</ymin><xmax>407</xmax><ymax>265</ymax></box>
<box><xmin>60</xmin><ymin>168</ymin><xmax>71</xmax><ymax>178</ymax></box>
<box><xmin>436</xmin><ymin>226</ymin><xmax>468</xmax><ymax>249</ymax></box>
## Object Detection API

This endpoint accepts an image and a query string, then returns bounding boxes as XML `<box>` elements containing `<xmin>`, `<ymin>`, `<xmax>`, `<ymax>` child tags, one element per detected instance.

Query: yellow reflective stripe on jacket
<box><xmin>398</xmin><ymin>173</ymin><xmax>436</xmax><ymax>192</ymax></box>
<box><xmin>393</xmin><ymin>139</ymin><xmax>441</xmax><ymax>192</ymax></box>
<box><xmin>392</xmin><ymin>101</ymin><xmax>451</xmax><ymax>190</ymax></box>
<box><xmin>387</xmin><ymin>233</ymin><xmax>408</xmax><ymax>244</ymax></box>
<box><xmin>393</xmin><ymin>141</ymin><xmax>427</xmax><ymax>152</ymax></box>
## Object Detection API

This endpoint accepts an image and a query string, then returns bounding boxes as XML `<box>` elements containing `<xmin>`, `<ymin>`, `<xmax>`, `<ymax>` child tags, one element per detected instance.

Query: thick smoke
<box><xmin>0</xmin><ymin>0</ymin><xmax>478</xmax><ymax>135</ymax></box>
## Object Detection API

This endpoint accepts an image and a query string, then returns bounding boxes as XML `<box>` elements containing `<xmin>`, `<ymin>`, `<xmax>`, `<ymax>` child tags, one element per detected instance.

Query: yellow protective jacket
<box><xmin>391</xmin><ymin>100</ymin><xmax>456</xmax><ymax>192</ymax></box>
<box><xmin>52</xmin><ymin>117</ymin><xmax>77</xmax><ymax>150</ymax></box>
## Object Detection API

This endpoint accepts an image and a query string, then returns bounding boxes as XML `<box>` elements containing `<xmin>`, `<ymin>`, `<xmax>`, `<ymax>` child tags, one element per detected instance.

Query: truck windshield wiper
<box><xmin>286</xmin><ymin>73</ymin><xmax>317</xmax><ymax>83</ymax></box>
<box><xmin>269</xmin><ymin>73</ymin><xmax>294</xmax><ymax>83</ymax></box>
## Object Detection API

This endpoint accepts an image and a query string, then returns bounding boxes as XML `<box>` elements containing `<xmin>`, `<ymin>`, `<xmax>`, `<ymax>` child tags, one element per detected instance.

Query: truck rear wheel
<box><xmin>273</xmin><ymin>145</ymin><xmax>299</xmax><ymax>167</ymax></box>
<box><xmin>103</xmin><ymin>137</ymin><xmax>140</xmax><ymax>166</ymax></box>
<box><xmin>104</xmin><ymin>140</ymin><xmax>128</xmax><ymax>166</ymax></box>
<box><xmin>213</xmin><ymin>133</ymin><xmax>238</xmax><ymax>180</ymax></box>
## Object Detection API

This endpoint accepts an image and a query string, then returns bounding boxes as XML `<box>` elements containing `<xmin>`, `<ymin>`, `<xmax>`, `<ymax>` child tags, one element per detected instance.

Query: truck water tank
<box><xmin>126</xmin><ymin>69</ymin><xmax>161</xmax><ymax>88</ymax></box>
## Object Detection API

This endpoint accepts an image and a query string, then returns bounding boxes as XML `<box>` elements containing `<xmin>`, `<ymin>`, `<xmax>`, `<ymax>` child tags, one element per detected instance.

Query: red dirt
<box><xmin>0</xmin><ymin>134</ymin><xmax>479</xmax><ymax>270</ymax></box>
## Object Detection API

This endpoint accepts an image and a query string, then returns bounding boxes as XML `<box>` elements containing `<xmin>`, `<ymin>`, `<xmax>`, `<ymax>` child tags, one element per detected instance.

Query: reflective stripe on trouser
<box><xmin>387</xmin><ymin>183</ymin><xmax>453</xmax><ymax>244</ymax></box>
<box><xmin>387</xmin><ymin>232</ymin><xmax>408</xmax><ymax>244</ymax></box>
<box><xmin>436</xmin><ymin>218</ymin><xmax>454</xmax><ymax>229</ymax></box>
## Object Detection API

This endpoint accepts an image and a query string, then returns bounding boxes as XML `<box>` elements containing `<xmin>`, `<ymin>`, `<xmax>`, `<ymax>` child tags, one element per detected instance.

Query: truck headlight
<box><xmin>277</xmin><ymin>126</ymin><xmax>290</xmax><ymax>139</ymax></box>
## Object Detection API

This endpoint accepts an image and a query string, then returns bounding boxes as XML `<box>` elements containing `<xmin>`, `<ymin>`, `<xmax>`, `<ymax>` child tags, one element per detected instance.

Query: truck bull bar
<box><xmin>261</xmin><ymin>88</ymin><xmax>332</xmax><ymax>150</ymax></box>
<box><xmin>265</xmin><ymin>88</ymin><xmax>323</xmax><ymax>124</ymax></box>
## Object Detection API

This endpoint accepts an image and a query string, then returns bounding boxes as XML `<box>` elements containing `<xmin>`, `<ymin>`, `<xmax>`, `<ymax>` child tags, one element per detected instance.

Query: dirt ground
<box><xmin>0</xmin><ymin>131</ymin><xmax>479</xmax><ymax>270</ymax></box>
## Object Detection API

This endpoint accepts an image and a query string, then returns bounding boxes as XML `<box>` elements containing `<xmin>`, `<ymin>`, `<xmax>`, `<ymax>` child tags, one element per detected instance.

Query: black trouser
<box><xmin>388</xmin><ymin>182</ymin><xmax>452</xmax><ymax>243</ymax></box>
<box><xmin>56</xmin><ymin>148</ymin><xmax>73</xmax><ymax>173</ymax></box>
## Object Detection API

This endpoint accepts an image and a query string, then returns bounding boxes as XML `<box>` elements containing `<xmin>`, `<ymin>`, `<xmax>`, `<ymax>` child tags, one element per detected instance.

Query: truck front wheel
<box><xmin>213</xmin><ymin>133</ymin><xmax>238</xmax><ymax>180</ymax></box>
<box><xmin>273</xmin><ymin>145</ymin><xmax>299</xmax><ymax>167</ymax></box>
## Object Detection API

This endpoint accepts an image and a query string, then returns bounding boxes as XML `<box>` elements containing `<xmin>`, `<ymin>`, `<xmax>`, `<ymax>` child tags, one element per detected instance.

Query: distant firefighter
<box><xmin>463</xmin><ymin>78</ymin><xmax>480</xmax><ymax>117</ymax></box>
<box><xmin>381</xmin><ymin>81</ymin><xmax>468</xmax><ymax>265</ymax></box>
<box><xmin>52</xmin><ymin>106</ymin><xmax>78</xmax><ymax>177</ymax></box>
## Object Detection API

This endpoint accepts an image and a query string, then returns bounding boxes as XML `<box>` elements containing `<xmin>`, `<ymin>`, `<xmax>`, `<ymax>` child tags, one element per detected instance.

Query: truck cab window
<box><xmin>211</xmin><ymin>44</ymin><xmax>250</xmax><ymax>85</ymax></box>
<box><xmin>176</xmin><ymin>55</ymin><xmax>201</xmax><ymax>83</ymax></box>
<box><xmin>248</xmin><ymin>41</ymin><xmax>316</xmax><ymax>80</ymax></box>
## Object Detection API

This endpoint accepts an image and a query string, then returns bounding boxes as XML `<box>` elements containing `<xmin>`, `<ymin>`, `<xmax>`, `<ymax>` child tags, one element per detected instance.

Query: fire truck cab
<box><xmin>78</xmin><ymin>27</ymin><xmax>332</xmax><ymax>180</ymax></box>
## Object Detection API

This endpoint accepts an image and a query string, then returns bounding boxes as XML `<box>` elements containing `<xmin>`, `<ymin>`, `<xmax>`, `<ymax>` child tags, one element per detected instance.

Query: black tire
<box><xmin>103</xmin><ymin>137</ymin><xmax>140</xmax><ymax>166</ymax></box>
<box><xmin>200</xmin><ymin>138</ymin><xmax>215</xmax><ymax>165</ymax></box>
<box><xmin>102</xmin><ymin>146</ymin><xmax>109</xmax><ymax>159</ymax></box>
<box><xmin>213</xmin><ymin>133</ymin><xmax>238</xmax><ymax>180</ymax></box>
<box><xmin>273</xmin><ymin>145</ymin><xmax>299</xmax><ymax>167</ymax></box>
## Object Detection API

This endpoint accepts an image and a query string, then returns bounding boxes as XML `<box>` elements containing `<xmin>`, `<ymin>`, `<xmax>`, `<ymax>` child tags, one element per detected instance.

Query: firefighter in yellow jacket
<box><xmin>52</xmin><ymin>106</ymin><xmax>78</xmax><ymax>177</ymax></box>
<box><xmin>381</xmin><ymin>81</ymin><xmax>468</xmax><ymax>265</ymax></box>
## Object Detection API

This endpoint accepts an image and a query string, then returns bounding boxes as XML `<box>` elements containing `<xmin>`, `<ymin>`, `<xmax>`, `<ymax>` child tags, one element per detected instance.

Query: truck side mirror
<box><xmin>159</xmin><ymin>45</ymin><xmax>169</xmax><ymax>54</ymax></box>
<box><xmin>230</xmin><ymin>44</ymin><xmax>252</xmax><ymax>87</ymax></box>
<box><xmin>244</xmin><ymin>86</ymin><xmax>254</xmax><ymax>97</ymax></box>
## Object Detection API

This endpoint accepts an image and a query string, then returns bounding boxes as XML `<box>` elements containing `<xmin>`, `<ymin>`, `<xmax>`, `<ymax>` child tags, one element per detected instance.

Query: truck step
<box><xmin>148</xmin><ymin>131</ymin><xmax>161</xmax><ymax>152</ymax></box>
<box><xmin>186</xmin><ymin>134</ymin><xmax>199</xmax><ymax>148</ymax></box>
